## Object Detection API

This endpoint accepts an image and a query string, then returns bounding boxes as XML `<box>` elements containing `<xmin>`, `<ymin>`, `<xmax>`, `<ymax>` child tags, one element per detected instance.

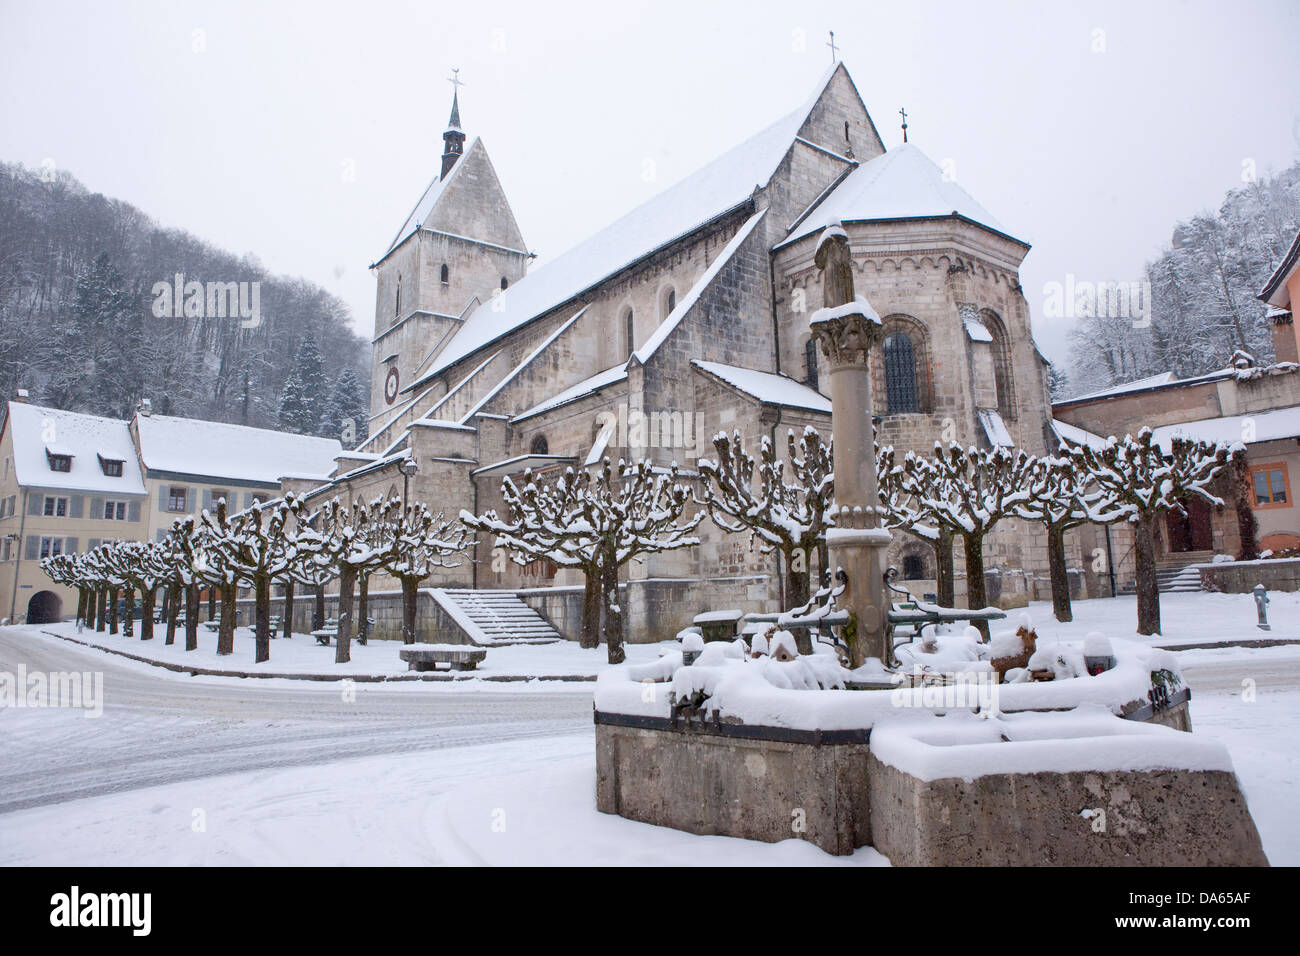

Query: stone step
<box><xmin>436</xmin><ymin>589</ymin><xmax>564</xmax><ymax>645</ymax></box>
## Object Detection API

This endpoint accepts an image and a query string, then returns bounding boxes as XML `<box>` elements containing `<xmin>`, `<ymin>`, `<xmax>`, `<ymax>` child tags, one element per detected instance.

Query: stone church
<box><xmin>289</xmin><ymin>61</ymin><xmax>1064</xmax><ymax>643</ymax></box>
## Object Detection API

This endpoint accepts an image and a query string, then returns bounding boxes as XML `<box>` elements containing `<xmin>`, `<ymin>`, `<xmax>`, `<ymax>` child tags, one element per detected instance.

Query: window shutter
<box><xmin>243</xmin><ymin>492</ymin><xmax>255</xmax><ymax>508</ymax></box>
<box><xmin>187</xmin><ymin>487</ymin><xmax>196</xmax><ymax>512</ymax></box>
<box><xmin>27</xmin><ymin>493</ymin><xmax>42</xmax><ymax>515</ymax></box>
<box><xmin>127</xmin><ymin>501</ymin><xmax>141</xmax><ymax>522</ymax></box>
<box><xmin>159</xmin><ymin>486</ymin><xmax>168</xmax><ymax>510</ymax></box>
<box><xmin>202</xmin><ymin>489</ymin><xmax>213</xmax><ymax>512</ymax></box>
<box><xmin>90</xmin><ymin>496</ymin><xmax>104</xmax><ymax>519</ymax></box>
<box><xmin>69</xmin><ymin>495</ymin><xmax>84</xmax><ymax>518</ymax></box>
<box><xmin>64</xmin><ymin>537</ymin><xmax>78</xmax><ymax>554</ymax></box>
<box><xmin>25</xmin><ymin>536</ymin><xmax>39</xmax><ymax>560</ymax></box>
<box><xmin>89</xmin><ymin>539</ymin><xmax>101</xmax><ymax>550</ymax></box>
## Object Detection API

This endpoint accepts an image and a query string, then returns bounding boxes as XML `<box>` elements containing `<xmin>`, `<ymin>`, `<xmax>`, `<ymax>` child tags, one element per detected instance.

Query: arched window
<box><xmin>440</xmin><ymin>263</ymin><xmax>449</xmax><ymax>285</ymax></box>
<box><xmin>982</xmin><ymin>310</ymin><xmax>1015</xmax><ymax>419</ymax></box>
<box><xmin>659</xmin><ymin>285</ymin><xmax>677</xmax><ymax>320</ymax></box>
<box><xmin>623</xmin><ymin>307</ymin><xmax>635</xmax><ymax>355</ymax></box>
<box><xmin>530</xmin><ymin>434</ymin><xmax>549</xmax><ymax>455</ymax></box>
<box><xmin>805</xmin><ymin>338</ymin><xmax>819</xmax><ymax>390</ymax></box>
<box><xmin>883</xmin><ymin>332</ymin><xmax>918</xmax><ymax>413</ymax></box>
<box><xmin>902</xmin><ymin>554</ymin><xmax>925</xmax><ymax>580</ymax></box>
<box><xmin>395</xmin><ymin>275</ymin><xmax>402</xmax><ymax>317</ymax></box>
<box><xmin>501</xmin><ymin>276</ymin><xmax>509</xmax><ymax>290</ymax></box>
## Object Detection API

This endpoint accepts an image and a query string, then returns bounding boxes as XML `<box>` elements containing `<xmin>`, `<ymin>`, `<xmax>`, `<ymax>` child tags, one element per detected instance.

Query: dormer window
<box><xmin>46</xmin><ymin>450</ymin><xmax>71</xmax><ymax>472</ymax></box>
<box><xmin>98</xmin><ymin>454</ymin><xmax>124</xmax><ymax>477</ymax></box>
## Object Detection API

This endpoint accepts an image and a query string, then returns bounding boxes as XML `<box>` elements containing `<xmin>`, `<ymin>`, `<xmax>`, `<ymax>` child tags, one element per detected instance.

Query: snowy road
<box><xmin>0</xmin><ymin>627</ymin><xmax>591</xmax><ymax>815</ymax></box>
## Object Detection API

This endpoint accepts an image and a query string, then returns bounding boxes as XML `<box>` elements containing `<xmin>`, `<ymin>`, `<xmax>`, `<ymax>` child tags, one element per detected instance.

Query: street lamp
<box><xmin>399</xmin><ymin>458</ymin><xmax>419</xmax><ymax>507</ymax></box>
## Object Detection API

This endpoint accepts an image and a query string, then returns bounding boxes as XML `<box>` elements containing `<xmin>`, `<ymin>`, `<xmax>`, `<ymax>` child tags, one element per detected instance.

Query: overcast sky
<box><xmin>3</xmin><ymin>0</ymin><xmax>1298</xmax><ymax>368</ymax></box>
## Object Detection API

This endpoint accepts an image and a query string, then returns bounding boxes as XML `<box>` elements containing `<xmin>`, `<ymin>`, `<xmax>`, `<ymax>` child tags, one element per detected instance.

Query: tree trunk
<box><xmin>108</xmin><ymin>587</ymin><xmax>119</xmax><ymax>635</ymax></box>
<box><xmin>786</xmin><ymin>546</ymin><xmax>810</xmax><ymax>611</ymax></box>
<box><xmin>96</xmin><ymin>587</ymin><xmax>107</xmax><ymax>631</ymax></box>
<box><xmin>84</xmin><ymin>588</ymin><xmax>96</xmax><ymax>628</ymax></box>
<box><xmin>1134</xmin><ymin>514</ymin><xmax>1161</xmax><ymax>636</ymax></box>
<box><xmin>602</xmin><ymin>544</ymin><xmax>625</xmax><ymax>665</ymax></box>
<box><xmin>140</xmin><ymin>586</ymin><xmax>156</xmax><ymax>640</ymax></box>
<box><xmin>165</xmin><ymin>582</ymin><xmax>180</xmax><ymax>645</ymax></box>
<box><xmin>935</xmin><ymin>527</ymin><xmax>955</xmax><ymax>607</ymax></box>
<box><xmin>217</xmin><ymin>582</ymin><xmax>236</xmax><ymax>655</ymax></box>
<box><xmin>357</xmin><ymin>573</ymin><xmax>369</xmax><ymax>645</ymax></box>
<box><xmin>254</xmin><ymin>575</ymin><xmax>271</xmax><ymax>664</ymax></box>
<box><xmin>1232</xmin><ymin>457</ymin><xmax>1259</xmax><ymax>561</ymax></box>
<box><xmin>185</xmin><ymin>583</ymin><xmax>200</xmax><ymax>651</ymax></box>
<box><xmin>400</xmin><ymin>577</ymin><xmax>418</xmax><ymax>644</ymax></box>
<box><xmin>122</xmin><ymin>586</ymin><xmax>134</xmax><ymax>638</ymax></box>
<box><xmin>962</xmin><ymin>532</ymin><xmax>989</xmax><ymax>641</ymax></box>
<box><xmin>283</xmin><ymin>579</ymin><xmax>294</xmax><ymax>639</ymax></box>
<box><xmin>76</xmin><ymin>588</ymin><xmax>87</xmax><ymax>627</ymax></box>
<box><xmin>1047</xmin><ymin>523</ymin><xmax>1073</xmax><ymax>623</ymax></box>
<box><xmin>579</xmin><ymin>570</ymin><xmax>601</xmax><ymax>649</ymax></box>
<box><xmin>207</xmin><ymin>587</ymin><xmax>215</xmax><ymax>622</ymax></box>
<box><xmin>335</xmin><ymin>566</ymin><xmax>357</xmax><ymax>664</ymax></box>
<box><xmin>314</xmin><ymin>584</ymin><xmax>325</xmax><ymax>631</ymax></box>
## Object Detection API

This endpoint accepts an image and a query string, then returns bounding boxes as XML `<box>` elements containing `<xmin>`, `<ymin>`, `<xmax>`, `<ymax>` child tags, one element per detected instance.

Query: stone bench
<box><xmin>399</xmin><ymin>644</ymin><xmax>487</xmax><ymax>672</ymax></box>
<box><xmin>311</xmin><ymin>627</ymin><xmax>337</xmax><ymax>646</ymax></box>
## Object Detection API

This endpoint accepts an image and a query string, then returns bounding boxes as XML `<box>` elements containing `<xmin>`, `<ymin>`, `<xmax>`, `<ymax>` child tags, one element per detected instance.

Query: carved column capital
<box><xmin>810</xmin><ymin>305</ymin><xmax>883</xmax><ymax>369</ymax></box>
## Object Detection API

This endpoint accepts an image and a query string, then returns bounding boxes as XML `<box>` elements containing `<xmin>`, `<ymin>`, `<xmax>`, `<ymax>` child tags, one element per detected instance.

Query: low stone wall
<box><xmin>595</xmin><ymin>716</ymin><xmax>872</xmax><ymax>856</ymax></box>
<box><xmin>229</xmin><ymin>588</ymin><xmax>467</xmax><ymax>643</ymax></box>
<box><xmin>1198</xmin><ymin>557</ymin><xmax>1300</xmax><ymax>594</ymax></box>
<box><xmin>867</xmin><ymin>754</ymin><xmax>1267</xmax><ymax>866</ymax></box>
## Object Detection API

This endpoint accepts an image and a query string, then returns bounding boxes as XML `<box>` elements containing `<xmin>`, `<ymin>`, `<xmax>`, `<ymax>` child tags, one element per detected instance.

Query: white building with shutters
<box><xmin>0</xmin><ymin>396</ymin><xmax>340</xmax><ymax>624</ymax></box>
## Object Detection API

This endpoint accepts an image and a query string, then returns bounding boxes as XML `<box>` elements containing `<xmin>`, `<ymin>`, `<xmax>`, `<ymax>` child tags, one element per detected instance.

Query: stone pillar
<box><xmin>810</xmin><ymin>303</ymin><xmax>892</xmax><ymax>667</ymax></box>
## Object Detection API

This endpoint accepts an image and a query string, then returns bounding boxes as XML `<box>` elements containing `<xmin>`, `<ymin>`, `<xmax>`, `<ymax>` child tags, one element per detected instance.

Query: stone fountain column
<box><xmin>809</xmin><ymin>225</ymin><xmax>892</xmax><ymax>667</ymax></box>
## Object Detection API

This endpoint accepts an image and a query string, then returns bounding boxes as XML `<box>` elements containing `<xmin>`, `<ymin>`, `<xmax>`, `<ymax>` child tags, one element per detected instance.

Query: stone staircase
<box><xmin>432</xmin><ymin>589</ymin><xmax>564</xmax><ymax>646</ymax></box>
<box><xmin>1118</xmin><ymin>551</ymin><xmax>1212</xmax><ymax>595</ymax></box>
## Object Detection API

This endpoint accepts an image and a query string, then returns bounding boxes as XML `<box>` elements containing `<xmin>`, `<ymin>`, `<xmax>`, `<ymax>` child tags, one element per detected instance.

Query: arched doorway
<box><xmin>26</xmin><ymin>590</ymin><xmax>62</xmax><ymax>624</ymax></box>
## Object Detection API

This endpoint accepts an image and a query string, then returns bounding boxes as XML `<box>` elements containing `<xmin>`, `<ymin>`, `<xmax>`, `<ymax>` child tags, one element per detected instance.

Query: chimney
<box><xmin>1270</xmin><ymin>308</ymin><xmax>1299</xmax><ymax>366</ymax></box>
<box><xmin>138</xmin><ymin>398</ymin><xmax>152</xmax><ymax>417</ymax></box>
<box><xmin>13</xmin><ymin>389</ymin><xmax>29</xmax><ymax>404</ymax></box>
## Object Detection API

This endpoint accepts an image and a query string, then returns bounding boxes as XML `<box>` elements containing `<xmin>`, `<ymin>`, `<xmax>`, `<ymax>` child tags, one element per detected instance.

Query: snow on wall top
<box><xmin>1060</xmin><ymin>372</ymin><xmax>1179</xmax><ymax>403</ymax></box>
<box><xmin>692</xmin><ymin>361</ymin><xmax>831</xmax><ymax>413</ymax></box>
<box><xmin>418</xmin><ymin>68</ymin><xmax>843</xmax><ymax>385</ymax></box>
<box><xmin>134</xmin><ymin>414</ymin><xmax>342</xmax><ymax>485</ymax></box>
<box><xmin>782</xmin><ymin>144</ymin><xmax>1019</xmax><ymax>247</ymax></box>
<box><xmin>1050</xmin><ymin>418</ymin><xmax>1109</xmax><ymax>453</ymax></box>
<box><xmin>977</xmin><ymin>408</ymin><xmax>1014</xmax><ymax>447</ymax></box>
<box><xmin>5</xmin><ymin>401</ymin><xmax>146</xmax><ymax>495</ymax></box>
<box><xmin>512</xmin><ymin>364</ymin><xmax>629</xmax><ymax>423</ymax></box>
<box><xmin>1149</xmin><ymin>406</ymin><xmax>1300</xmax><ymax>452</ymax></box>
<box><xmin>377</xmin><ymin>137</ymin><xmax>479</xmax><ymax>262</ymax></box>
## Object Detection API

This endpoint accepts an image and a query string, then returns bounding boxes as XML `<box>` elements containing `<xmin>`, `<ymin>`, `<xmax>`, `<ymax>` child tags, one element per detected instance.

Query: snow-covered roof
<box><xmin>471</xmin><ymin>454</ymin><xmax>575</xmax><ymax>478</ymax></box>
<box><xmin>963</xmin><ymin>316</ymin><xmax>993</xmax><ymax>343</ymax></box>
<box><xmin>417</xmin><ymin>67</ymin><xmax>844</xmax><ymax>383</ymax></box>
<box><xmin>134</xmin><ymin>414</ymin><xmax>343</xmax><ymax>486</ymax></box>
<box><xmin>376</xmin><ymin>138</ymin><xmax>479</xmax><ymax>262</ymax></box>
<box><xmin>1259</xmin><ymin>228</ymin><xmax>1300</xmax><ymax>309</ymax></box>
<box><xmin>634</xmin><ymin>210</ymin><xmax>768</xmax><ymax>363</ymax></box>
<box><xmin>1149</xmin><ymin>406</ymin><xmax>1300</xmax><ymax>452</ymax></box>
<box><xmin>4</xmin><ymin>401</ymin><xmax>146</xmax><ymax>495</ymax></box>
<box><xmin>1050</xmin><ymin>418</ymin><xmax>1109</xmax><ymax>452</ymax></box>
<box><xmin>1056</xmin><ymin>367</ymin><xmax>1242</xmax><ymax>406</ymax></box>
<box><xmin>977</xmin><ymin>408</ymin><xmax>1014</xmax><ymax>447</ymax></box>
<box><xmin>692</xmin><ymin>361</ymin><xmax>831</xmax><ymax>413</ymax></box>
<box><xmin>780</xmin><ymin>143</ymin><xmax>1023</xmax><ymax>248</ymax></box>
<box><xmin>512</xmin><ymin>365</ymin><xmax>629</xmax><ymax>423</ymax></box>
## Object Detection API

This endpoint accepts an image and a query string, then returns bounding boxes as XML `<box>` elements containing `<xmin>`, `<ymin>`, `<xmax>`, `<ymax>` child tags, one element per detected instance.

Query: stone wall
<box><xmin>1199</xmin><ymin>557</ymin><xmax>1300</xmax><ymax>593</ymax></box>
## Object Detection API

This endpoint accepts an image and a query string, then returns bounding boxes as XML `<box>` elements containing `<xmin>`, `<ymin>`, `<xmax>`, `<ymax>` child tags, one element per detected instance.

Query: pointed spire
<box><xmin>441</xmin><ymin>68</ymin><xmax>466</xmax><ymax>180</ymax></box>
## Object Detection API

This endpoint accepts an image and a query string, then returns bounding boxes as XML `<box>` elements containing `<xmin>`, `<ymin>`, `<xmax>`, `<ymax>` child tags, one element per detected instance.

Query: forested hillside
<box><xmin>0</xmin><ymin>162</ymin><xmax>369</xmax><ymax>441</ymax></box>
<box><xmin>1066</xmin><ymin>160</ymin><xmax>1300</xmax><ymax>397</ymax></box>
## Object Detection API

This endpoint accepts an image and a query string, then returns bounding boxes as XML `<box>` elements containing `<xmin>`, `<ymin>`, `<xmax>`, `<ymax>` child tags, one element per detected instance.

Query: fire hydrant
<box><xmin>1253</xmin><ymin>584</ymin><xmax>1270</xmax><ymax>631</ymax></box>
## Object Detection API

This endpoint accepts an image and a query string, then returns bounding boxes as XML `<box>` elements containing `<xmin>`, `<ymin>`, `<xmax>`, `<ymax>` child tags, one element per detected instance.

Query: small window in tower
<box><xmin>501</xmin><ymin>276</ymin><xmax>509</xmax><ymax>290</ymax></box>
<box><xmin>530</xmin><ymin>435</ymin><xmax>549</xmax><ymax>455</ymax></box>
<box><xmin>667</xmin><ymin>289</ymin><xmax>676</xmax><ymax>312</ymax></box>
<box><xmin>623</xmin><ymin>307</ymin><xmax>635</xmax><ymax>355</ymax></box>
<box><xmin>395</xmin><ymin>275</ymin><xmax>402</xmax><ymax>317</ymax></box>
<box><xmin>440</xmin><ymin>264</ymin><xmax>449</xmax><ymax>285</ymax></box>
<box><xmin>805</xmin><ymin>338</ymin><xmax>819</xmax><ymax>390</ymax></box>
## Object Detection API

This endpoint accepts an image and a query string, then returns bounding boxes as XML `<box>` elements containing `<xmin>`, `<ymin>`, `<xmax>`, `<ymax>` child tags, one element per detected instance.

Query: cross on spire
<box><xmin>447</xmin><ymin>67</ymin><xmax>464</xmax><ymax>91</ymax></box>
<box><xmin>899</xmin><ymin>107</ymin><xmax>909</xmax><ymax>143</ymax></box>
<box><xmin>826</xmin><ymin>31</ymin><xmax>839</xmax><ymax>63</ymax></box>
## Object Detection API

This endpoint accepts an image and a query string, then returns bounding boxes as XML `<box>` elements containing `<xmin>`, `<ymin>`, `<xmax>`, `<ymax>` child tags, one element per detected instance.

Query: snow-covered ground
<box><xmin>23</xmin><ymin>621</ymin><xmax>667</xmax><ymax>680</ymax></box>
<box><xmin>2</xmin><ymin>587</ymin><xmax>1297</xmax><ymax>866</ymax></box>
